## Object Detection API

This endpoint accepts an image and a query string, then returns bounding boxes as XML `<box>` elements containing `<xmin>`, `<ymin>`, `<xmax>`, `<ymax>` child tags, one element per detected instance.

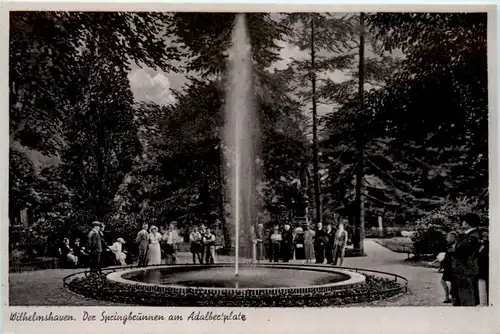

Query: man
<box><xmin>314</xmin><ymin>222</ymin><xmax>328</xmax><ymax>264</ymax></box>
<box><xmin>478</xmin><ymin>229</ymin><xmax>489</xmax><ymax>306</ymax></box>
<box><xmin>269</xmin><ymin>225</ymin><xmax>282</xmax><ymax>262</ymax></box>
<box><xmin>333</xmin><ymin>222</ymin><xmax>348</xmax><ymax>266</ymax></box>
<box><xmin>203</xmin><ymin>227</ymin><xmax>216</xmax><ymax>264</ymax></box>
<box><xmin>135</xmin><ymin>223</ymin><xmax>149</xmax><ymax>267</ymax></box>
<box><xmin>199</xmin><ymin>224</ymin><xmax>207</xmax><ymax>264</ymax></box>
<box><xmin>250</xmin><ymin>225</ymin><xmax>258</xmax><ymax>263</ymax></box>
<box><xmin>87</xmin><ymin>221</ymin><xmax>103</xmax><ymax>272</ymax></box>
<box><xmin>164</xmin><ymin>222</ymin><xmax>179</xmax><ymax>264</ymax></box>
<box><xmin>281</xmin><ymin>224</ymin><xmax>294</xmax><ymax>262</ymax></box>
<box><xmin>325</xmin><ymin>224</ymin><xmax>336</xmax><ymax>264</ymax></box>
<box><xmin>451</xmin><ymin>213</ymin><xmax>482</xmax><ymax>306</ymax></box>
<box><xmin>256</xmin><ymin>223</ymin><xmax>264</xmax><ymax>262</ymax></box>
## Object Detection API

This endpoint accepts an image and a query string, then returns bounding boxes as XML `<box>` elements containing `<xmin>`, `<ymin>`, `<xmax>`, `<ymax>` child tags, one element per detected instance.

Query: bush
<box><xmin>411</xmin><ymin>225</ymin><xmax>447</xmax><ymax>256</ymax></box>
<box><xmin>410</xmin><ymin>197</ymin><xmax>488</xmax><ymax>256</ymax></box>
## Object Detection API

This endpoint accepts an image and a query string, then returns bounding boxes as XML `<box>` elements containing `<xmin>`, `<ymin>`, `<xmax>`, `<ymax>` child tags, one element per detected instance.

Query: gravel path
<box><xmin>8</xmin><ymin>240</ymin><xmax>446</xmax><ymax>307</ymax></box>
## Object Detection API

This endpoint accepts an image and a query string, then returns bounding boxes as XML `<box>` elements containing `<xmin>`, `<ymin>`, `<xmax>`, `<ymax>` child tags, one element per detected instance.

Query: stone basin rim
<box><xmin>106</xmin><ymin>263</ymin><xmax>367</xmax><ymax>291</ymax></box>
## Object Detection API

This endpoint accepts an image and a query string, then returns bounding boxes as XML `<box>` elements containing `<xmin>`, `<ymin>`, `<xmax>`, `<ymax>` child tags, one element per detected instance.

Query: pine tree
<box><xmin>280</xmin><ymin>13</ymin><xmax>358</xmax><ymax>224</ymax></box>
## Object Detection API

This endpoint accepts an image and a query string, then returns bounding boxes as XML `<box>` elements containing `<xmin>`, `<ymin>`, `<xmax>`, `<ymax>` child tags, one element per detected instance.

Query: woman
<box><xmin>109</xmin><ymin>238</ymin><xmax>127</xmax><ymax>266</ymax></box>
<box><xmin>60</xmin><ymin>238</ymin><xmax>78</xmax><ymax>267</ymax></box>
<box><xmin>73</xmin><ymin>238</ymin><xmax>89</xmax><ymax>267</ymax></box>
<box><xmin>294</xmin><ymin>227</ymin><xmax>305</xmax><ymax>260</ymax></box>
<box><xmin>189</xmin><ymin>226</ymin><xmax>203</xmax><ymax>264</ymax></box>
<box><xmin>148</xmin><ymin>226</ymin><xmax>162</xmax><ymax>265</ymax></box>
<box><xmin>303</xmin><ymin>225</ymin><xmax>315</xmax><ymax>263</ymax></box>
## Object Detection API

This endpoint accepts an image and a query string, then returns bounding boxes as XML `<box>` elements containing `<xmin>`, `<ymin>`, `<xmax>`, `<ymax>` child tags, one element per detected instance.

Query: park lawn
<box><xmin>375</xmin><ymin>237</ymin><xmax>413</xmax><ymax>253</ymax></box>
<box><xmin>375</xmin><ymin>237</ymin><xmax>439</xmax><ymax>269</ymax></box>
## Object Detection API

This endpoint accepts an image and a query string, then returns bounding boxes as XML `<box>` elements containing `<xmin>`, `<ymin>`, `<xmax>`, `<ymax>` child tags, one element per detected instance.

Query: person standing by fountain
<box><xmin>163</xmin><ymin>223</ymin><xmax>179</xmax><ymax>264</ymax></box>
<box><xmin>314</xmin><ymin>222</ymin><xmax>328</xmax><ymax>264</ymax></box>
<box><xmin>203</xmin><ymin>227</ymin><xmax>217</xmax><ymax>264</ymax></box>
<box><xmin>256</xmin><ymin>223</ymin><xmax>264</xmax><ymax>262</ymax></box>
<box><xmin>87</xmin><ymin>221</ymin><xmax>103</xmax><ymax>272</ymax></box>
<box><xmin>281</xmin><ymin>224</ymin><xmax>294</xmax><ymax>262</ymax></box>
<box><xmin>147</xmin><ymin>226</ymin><xmax>162</xmax><ymax>265</ymax></box>
<box><xmin>294</xmin><ymin>226</ymin><xmax>305</xmax><ymax>260</ymax></box>
<box><xmin>199</xmin><ymin>224</ymin><xmax>207</xmax><ymax>264</ymax></box>
<box><xmin>250</xmin><ymin>225</ymin><xmax>258</xmax><ymax>263</ymax></box>
<box><xmin>304</xmin><ymin>224</ymin><xmax>315</xmax><ymax>263</ymax></box>
<box><xmin>325</xmin><ymin>224</ymin><xmax>336</xmax><ymax>264</ymax></box>
<box><xmin>269</xmin><ymin>225</ymin><xmax>282</xmax><ymax>262</ymax></box>
<box><xmin>333</xmin><ymin>222</ymin><xmax>348</xmax><ymax>266</ymax></box>
<box><xmin>135</xmin><ymin>223</ymin><xmax>149</xmax><ymax>267</ymax></box>
<box><xmin>189</xmin><ymin>226</ymin><xmax>203</xmax><ymax>264</ymax></box>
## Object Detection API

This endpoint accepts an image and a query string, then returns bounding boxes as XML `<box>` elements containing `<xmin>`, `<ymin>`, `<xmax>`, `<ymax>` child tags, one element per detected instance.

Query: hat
<box><xmin>117</xmin><ymin>238</ymin><xmax>125</xmax><ymax>244</ymax></box>
<box><xmin>150</xmin><ymin>225</ymin><xmax>158</xmax><ymax>231</ymax></box>
<box><xmin>92</xmin><ymin>221</ymin><xmax>101</xmax><ymax>227</ymax></box>
<box><xmin>460</xmin><ymin>213</ymin><xmax>481</xmax><ymax>228</ymax></box>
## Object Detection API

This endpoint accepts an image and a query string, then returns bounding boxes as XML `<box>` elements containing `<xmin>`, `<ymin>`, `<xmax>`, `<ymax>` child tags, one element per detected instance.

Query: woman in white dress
<box><xmin>109</xmin><ymin>238</ymin><xmax>127</xmax><ymax>265</ymax></box>
<box><xmin>148</xmin><ymin>226</ymin><xmax>162</xmax><ymax>265</ymax></box>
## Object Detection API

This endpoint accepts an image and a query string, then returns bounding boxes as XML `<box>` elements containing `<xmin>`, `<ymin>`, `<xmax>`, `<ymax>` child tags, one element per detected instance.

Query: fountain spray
<box><xmin>224</xmin><ymin>13</ymin><xmax>255</xmax><ymax>279</ymax></box>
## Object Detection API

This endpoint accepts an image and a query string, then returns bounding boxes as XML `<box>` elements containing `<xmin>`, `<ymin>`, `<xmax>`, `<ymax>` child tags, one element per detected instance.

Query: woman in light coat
<box><xmin>303</xmin><ymin>225</ymin><xmax>315</xmax><ymax>263</ymax></box>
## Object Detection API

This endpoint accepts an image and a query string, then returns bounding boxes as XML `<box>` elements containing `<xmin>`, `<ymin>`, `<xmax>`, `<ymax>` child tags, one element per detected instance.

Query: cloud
<box><xmin>128</xmin><ymin>68</ymin><xmax>176</xmax><ymax>105</ymax></box>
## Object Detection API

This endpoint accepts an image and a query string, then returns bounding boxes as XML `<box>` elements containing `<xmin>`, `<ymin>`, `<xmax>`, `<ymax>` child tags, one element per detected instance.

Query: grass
<box><xmin>375</xmin><ymin>237</ymin><xmax>438</xmax><ymax>268</ymax></box>
<box><xmin>375</xmin><ymin>237</ymin><xmax>414</xmax><ymax>254</ymax></box>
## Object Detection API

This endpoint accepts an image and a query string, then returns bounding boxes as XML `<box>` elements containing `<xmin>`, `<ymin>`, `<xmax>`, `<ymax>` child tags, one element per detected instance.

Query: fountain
<box><xmin>64</xmin><ymin>14</ymin><xmax>408</xmax><ymax>307</ymax></box>
<box><xmin>224</xmin><ymin>13</ymin><xmax>257</xmax><ymax>278</ymax></box>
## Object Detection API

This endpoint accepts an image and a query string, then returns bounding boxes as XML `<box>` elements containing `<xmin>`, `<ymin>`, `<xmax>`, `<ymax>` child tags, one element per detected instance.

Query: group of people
<box><xmin>87</xmin><ymin>221</ymin><xmax>129</xmax><ymax>271</ymax></box>
<box><xmin>258</xmin><ymin>220</ymin><xmax>349</xmax><ymax>265</ymax></box>
<box><xmin>61</xmin><ymin>223</ymin><xmax>128</xmax><ymax>269</ymax></box>
<box><xmin>188</xmin><ymin>225</ymin><xmax>218</xmax><ymax>264</ymax></box>
<box><xmin>135</xmin><ymin>223</ymin><xmax>183</xmax><ymax>267</ymax></box>
<box><xmin>311</xmin><ymin>221</ymin><xmax>349</xmax><ymax>265</ymax></box>
<box><xmin>58</xmin><ymin>237</ymin><xmax>90</xmax><ymax>267</ymax></box>
<box><xmin>431</xmin><ymin>213</ymin><xmax>489</xmax><ymax>306</ymax></box>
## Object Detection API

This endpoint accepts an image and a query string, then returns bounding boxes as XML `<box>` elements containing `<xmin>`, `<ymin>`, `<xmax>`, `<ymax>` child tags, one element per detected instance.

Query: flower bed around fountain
<box><xmin>64</xmin><ymin>264</ymin><xmax>408</xmax><ymax>307</ymax></box>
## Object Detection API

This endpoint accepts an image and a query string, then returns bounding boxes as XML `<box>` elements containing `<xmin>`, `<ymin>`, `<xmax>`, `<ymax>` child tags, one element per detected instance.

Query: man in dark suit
<box><xmin>325</xmin><ymin>224</ymin><xmax>336</xmax><ymax>264</ymax></box>
<box><xmin>314</xmin><ymin>222</ymin><xmax>328</xmax><ymax>264</ymax></box>
<box><xmin>451</xmin><ymin>213</ymin><xmax>482</xmax><ymax>306</ymax></box>
<box><xmin>88</xmin><ymin>221</ymin><xmax>103</xmax><ymax>273</ymax></box>
<box><xmin>281</xmin><ymin>224</ymin><xmax>294</xmax><ymax>262</ymax></box>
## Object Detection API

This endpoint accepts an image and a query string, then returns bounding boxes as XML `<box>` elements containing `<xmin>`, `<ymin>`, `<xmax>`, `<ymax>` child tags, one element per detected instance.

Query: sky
<box><xmin>127</xmin><ymin>36</ymin><xmax>351</xmax><ymax>119</ymax></box>
<box><xmin>127</xmin><ymin>20</ymin><xmax>401</xmax><ymax>124</ymax></box>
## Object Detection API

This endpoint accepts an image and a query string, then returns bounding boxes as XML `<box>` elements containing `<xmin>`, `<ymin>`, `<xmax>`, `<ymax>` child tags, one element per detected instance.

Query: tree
<box><xmin>10</xmin><ymin>12</ymin><xmax>181</xmax><ymax>156</ymax></box>
<box><xmin>60</xmin><ymin>49</ymin><xmax>142</xmax><ymax>225</ymax></box>
<box><xmin>366</xmin><ymin>13</ymin><xmax>488</xmax><ymax>214</ymax></box>
<box><xmin>280</xmin><ymin>13</ymin><xmax>357</xmax><ymax>224</ymax></box>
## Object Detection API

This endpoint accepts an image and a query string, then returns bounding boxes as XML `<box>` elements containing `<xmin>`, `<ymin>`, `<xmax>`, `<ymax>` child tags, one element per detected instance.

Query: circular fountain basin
<box><xmin>106</xmin><ymin>263</ymin><xmax>366</xmax><ymax>297</ymax></box>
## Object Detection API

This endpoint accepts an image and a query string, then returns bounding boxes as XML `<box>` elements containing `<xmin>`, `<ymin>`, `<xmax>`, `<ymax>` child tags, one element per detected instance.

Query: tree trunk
<box><xmin>310</xmin><ymin>16</ymin><xmax>322</xmax><ymax>224</ymax></box>
<box><xmin>353</xmin><ymin>12</ymin><xmax>366</xmax><ymax>256</ymax></box>
<box><xmin>95</xmin><ymin>127</ymin><xmax>105</xmax><ymax>221</ymax></box>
